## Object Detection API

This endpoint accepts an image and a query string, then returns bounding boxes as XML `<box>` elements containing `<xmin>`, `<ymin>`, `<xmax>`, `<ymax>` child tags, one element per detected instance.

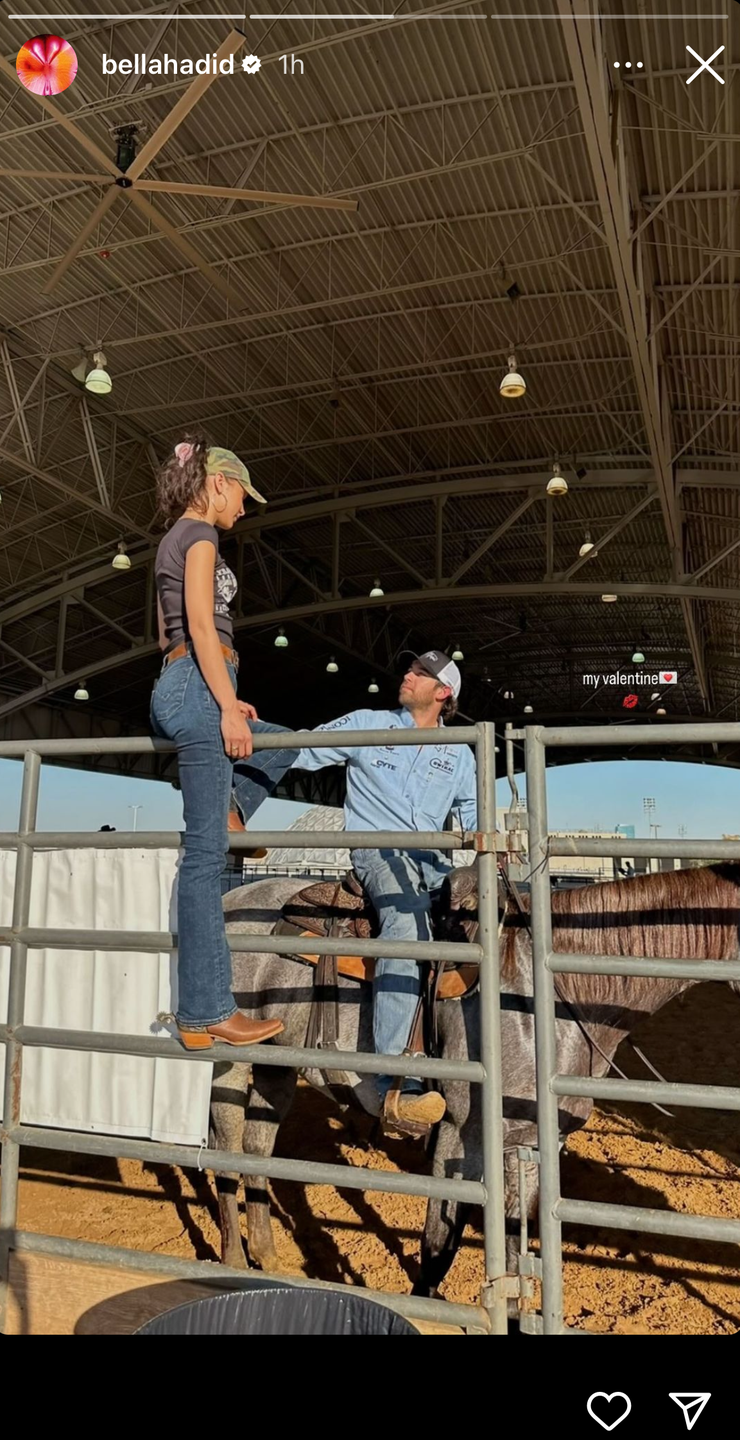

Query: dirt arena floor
<box><xmin>8</xmin><ymin>981</ymin><xmax>740</xmax><ymax>1334</ymax></box>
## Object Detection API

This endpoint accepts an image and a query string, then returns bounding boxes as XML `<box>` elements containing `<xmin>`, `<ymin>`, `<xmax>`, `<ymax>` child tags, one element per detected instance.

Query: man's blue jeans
<box><xmin>150</xmin><ymin>652</ymin><xmax>294</xmax><ymax>1029</ymax></box>
<box><xmin>351</xmin><ymin>847</ymin><xmax>451</xmax><ymax>1098</ymax></box>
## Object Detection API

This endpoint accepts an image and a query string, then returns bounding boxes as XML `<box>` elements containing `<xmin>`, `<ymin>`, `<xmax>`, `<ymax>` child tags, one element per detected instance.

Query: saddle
<box><xmin>275</xmin><ymin>870</ymin><xmax>481</xmax><ymax>1002</ymax></box>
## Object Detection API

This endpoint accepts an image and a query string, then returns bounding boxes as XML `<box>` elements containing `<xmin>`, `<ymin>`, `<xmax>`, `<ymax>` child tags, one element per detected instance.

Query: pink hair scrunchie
<box><xmin>175</xmin><ymin>441</ymin><xmax>194</xmax><ymax>467</ymax></box>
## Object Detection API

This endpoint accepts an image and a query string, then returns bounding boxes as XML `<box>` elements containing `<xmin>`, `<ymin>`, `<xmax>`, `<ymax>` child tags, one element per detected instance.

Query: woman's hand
<box><xmin>237</xmin><ymin>700</ymin><xmax>259</xmax><ymax>721</ymax></box>
<box><xmin>221</xmin><ymin>703</ymin><xmax>253</xmax><ymax>760</ymax></box>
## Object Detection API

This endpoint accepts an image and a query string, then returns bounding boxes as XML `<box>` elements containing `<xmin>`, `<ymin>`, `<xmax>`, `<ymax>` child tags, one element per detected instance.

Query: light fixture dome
<box><xmin>74</xmin><ymin>681</ymin><xmax>89</xmax><ymax>701</ymax></box>
<box><xmin>601</xmin><ymin>593</ymin><xmax>618</xmax><ymax>603</ymax></box>
<box><xmin>651</xmin><ymin>691</ymin><xmax>661</xmax><ymax>701</ymax></box>
<box><xmin>523</xmin><ymin>704</ymin><xmax>533</xmax><ymax>714</ymax></box>
<box><xmin>656</xmin><ymin>707</ymin><xmax>666</xmax><ymax>716</ymax></box>
<box><xmin>369</xmin><ymin>578</ymin><xmax>384</xmax><ymax>598</ymax></box>
<box><xmin>368</xmin><ymin>680</ymin><xmax>379</xmax><ymax>694</ymax></box>
<box><xmin>546</xmin><ymin>461</ymin><xmax>568</xmax><ymax>497</ymax></box>
<box><xmin>499</xmin><ymin>355</ymin><xmax>526</xmax><ymax>399</ymax></box>
<box><xmin>579</xmin><ymin>530</ymin><xmax>596</xmax><ymax>558</ymax></box>
<box><xmin>111</xmin><ymin>541</ymin><xmax>130</xmax><ymax>571</ymax></box>
<box><xmin>631</xmin><ymin>648</ymin><xmax>645</xmax><ymax>664</ymax></box>
<box><xmin>451</xmin><ymin>645</ymin><xmax>464</xmax><ymax>662</ymax></box>
<box><xmin>502</xmin><ymin>688</ymin><xmax>514</xmax><ymax>700</ymax></box>
<box><xmin>85</xmin><ymin>349</ymin><xmax>112</xmax><ymax>395</ymax></box>
<box><xmin>274</xmin><ymin>628</ymin><xmax>288</xmax><ymax>648</ymax></box>
<box><xmin>326</xmin><ymin>656</ymin><xmax>339</xmax><ymax>674</ymax></box>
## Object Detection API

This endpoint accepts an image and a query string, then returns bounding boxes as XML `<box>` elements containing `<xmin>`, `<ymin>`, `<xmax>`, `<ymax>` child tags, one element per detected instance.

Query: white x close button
<box><xmin>686</xmin><ymin>44</ymin><xmax>725</xmax><ymax>84</ymax></box>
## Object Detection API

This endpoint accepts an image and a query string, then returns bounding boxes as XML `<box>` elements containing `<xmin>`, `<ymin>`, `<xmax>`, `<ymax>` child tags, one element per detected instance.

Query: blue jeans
<box><xmin>351</xmin><ymin>848</ymin><xmax>450</xmax><ymax>1098</ymax></box>
<box><xmin>150</xmin><ymin>653</ymin><xmax>294</xmax><ymax>1029</ymax></box>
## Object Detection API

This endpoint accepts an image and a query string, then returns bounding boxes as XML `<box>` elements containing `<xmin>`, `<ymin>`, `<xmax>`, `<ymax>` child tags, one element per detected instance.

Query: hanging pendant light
<box><xmin>368</xmin><ymin>680</ymin><xmax>379</xmax><ymax>694</ymax></box>
<box><xmin>451</xmin><ymin>645</ymin><xmax>464</xmax><ymax>662</ymax></box>
<box><xmin>74</xmin><ymin>681</ymin><xmax>90</xmax><ymax>701</ymax></box>
<box><xmin>369</xmin><ymin>578</ymin><xmax>384</xmax><ymax>598</ymax></box>
<box><xmin>326</xmin><ymin>656</ymin><xmax>339</xmax><ymax>673</ymax></box>
<box><xmin>502</xmin><ymin>688</ymin><xmax>514</xmax><ymax>700</ymax></box>
<box><xmin>85</xmin><ymin>348</ymin><xmax>112</xmax><ymax>395</ymax></box>
<box><xmin>631</xmin><ymin>647</ymin><xmax>645</xmax><ymax>664</ymax></box>
<box><xmin>579</xmin><ymin>530</ymin><xmax>596</xmax><ymax>558</ymax></box>
<box><xmin>111</xmin><ymin>541</ymin><xmax>130</xmax><ymax>571</ymax></box>
<box><xmin>601</xmin><ymin>593</ymin><xmax>618</xmax><ymax>603</ymax></box>
<box><xmin>274</xmin><ymin>628</ymin><xmax>288</xmax><ymax>648</ymax></box>
<box><xmin>656</xmin><ymin>707</ymin><xmax>666</xmax><ymax>716</ymax></box>
<box><xmin>546</xmin><ymin>461</ymin><xmax>568</xmax><ymax>497</ymax></box>
<box><xmin>523</xmin><ymin>704</ymin><xmax>533</xmax><ymax>714</ymax></box>
<box><xmin>651</xmin><ymin>691</ymin><xmax>661</xmax><ymax>701</ymax></box>
<box><xmin>499</xmin><ymin>354</ymin><xmax>526</xmax><ymax>399</ymax></box>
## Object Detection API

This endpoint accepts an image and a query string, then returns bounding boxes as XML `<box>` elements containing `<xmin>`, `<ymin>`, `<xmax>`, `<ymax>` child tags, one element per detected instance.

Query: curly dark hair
<box><xmin>156</xmin><ymin>430</ymin><xmax>210</xmax><ymax>525</ymax></box>
<box><xmin>441</xmin><ymin>695</ymin><xmax>458</xmax><ymax>722</ymax></box>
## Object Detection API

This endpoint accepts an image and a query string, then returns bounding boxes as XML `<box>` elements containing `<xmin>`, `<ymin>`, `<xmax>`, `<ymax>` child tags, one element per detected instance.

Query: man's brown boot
<box><xmin>383</xmin><ymin>1089</ymin><xmax>446</xmax><ymax>1131</ymax></box>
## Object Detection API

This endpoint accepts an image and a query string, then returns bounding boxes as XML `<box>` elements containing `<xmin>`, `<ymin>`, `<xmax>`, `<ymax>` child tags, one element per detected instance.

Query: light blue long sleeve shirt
<box><xmin>293</xmin><ymin>706</ymin><xmax>478</xmax><ymax>835</ymax></box>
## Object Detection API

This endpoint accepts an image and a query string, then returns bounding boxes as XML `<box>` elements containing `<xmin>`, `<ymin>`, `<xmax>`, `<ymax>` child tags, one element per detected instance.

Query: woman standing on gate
<box><xmin>151</xmin><ymin>432</ymin><xmax>293</xmax><ymax>1050</ymax></box>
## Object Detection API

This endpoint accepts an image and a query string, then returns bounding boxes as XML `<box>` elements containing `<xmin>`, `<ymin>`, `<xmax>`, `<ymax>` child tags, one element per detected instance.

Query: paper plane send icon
<box><xmin>668</xmin><ymin>1395</ymin><xmax>711</xmax><ymax>1431</ymax></box>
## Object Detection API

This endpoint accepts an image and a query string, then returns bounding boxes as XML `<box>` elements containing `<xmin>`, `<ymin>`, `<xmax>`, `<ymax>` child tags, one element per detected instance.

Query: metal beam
<box><xmin>0</xmin><ymin>341</ymin><xmax>35</xmax><ymax>464</ymax></box>
<box><xmin>448</xmin><ymin>493</ymin><xmax>538</xmax><ymax>585</ymax></box>
<box><xmin>79</xmin><ymin>399</ymin><xmax>110</xmax><ymax>509</ymax></box>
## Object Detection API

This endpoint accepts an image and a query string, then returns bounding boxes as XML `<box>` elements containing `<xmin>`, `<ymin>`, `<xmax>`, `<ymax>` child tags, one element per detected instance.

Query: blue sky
<box><xmin>1</xmin><ymin>755</ymin><xmax>739</xmax><ymax>839</ymax></box>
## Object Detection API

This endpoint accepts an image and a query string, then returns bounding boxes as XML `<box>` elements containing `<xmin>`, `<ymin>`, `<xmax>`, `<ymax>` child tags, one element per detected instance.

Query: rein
<box><xmin>497</xmin><ymin>865</ymin><xmax>675</xmax><ymax>1120</ymax></box>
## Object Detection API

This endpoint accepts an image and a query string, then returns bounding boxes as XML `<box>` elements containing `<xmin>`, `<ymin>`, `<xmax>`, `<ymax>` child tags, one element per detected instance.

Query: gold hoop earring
<box><xmin>214</xmin><ymin>494</ymin><xmax>228</xmax><ymax>515</ymax></box>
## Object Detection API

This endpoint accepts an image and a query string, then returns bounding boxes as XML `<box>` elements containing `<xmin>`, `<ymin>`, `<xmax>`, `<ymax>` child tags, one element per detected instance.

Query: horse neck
<box><xmin>548</xmin><ymin>864</ymin><xmax>740</xmax><ymax>1023</ymax></box>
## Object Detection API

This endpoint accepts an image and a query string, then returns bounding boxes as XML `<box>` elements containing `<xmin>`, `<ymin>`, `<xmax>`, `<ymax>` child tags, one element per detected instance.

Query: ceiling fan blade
<box><xmin>0</xmin><ymin>54</ymin><xmax>121</xmax><ymax>179</ymax></box>
<box><xmin>126</xmin><ymin>29</ymin><xmax>245</xmax><ymax>182</ymax></box>
<box><xmin>43</xmin><ymin>187</ymin><xmax>121</xmax><ymax>294</ymax></box>
<box><xmin>129</xmin><ymin>189</ymin><xmax>242</xmax><ymax>308</ymax></box>
<box><xmin>0</xmin><ymin>166</ymin><xmax>114</xmax><ymax>184</ymax></box>
<box><xmin>136</xmin><ymin>179</ymin><xmax>358</xmax><ymax>213</ymax></box>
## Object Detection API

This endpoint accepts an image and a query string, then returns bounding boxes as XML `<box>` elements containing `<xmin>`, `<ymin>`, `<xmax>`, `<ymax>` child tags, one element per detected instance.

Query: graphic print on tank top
<box><xmin>214</xmin><ymin>556</ymin><xmax>237</xmax><ymax>620</ymax></box>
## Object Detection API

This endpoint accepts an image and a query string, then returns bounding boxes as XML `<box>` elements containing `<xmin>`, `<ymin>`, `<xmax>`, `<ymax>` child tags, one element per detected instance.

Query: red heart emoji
<box><xmin>662</xmin><ymin>673</ymin><xmax>674</xmax><ymax>682</ymax></box>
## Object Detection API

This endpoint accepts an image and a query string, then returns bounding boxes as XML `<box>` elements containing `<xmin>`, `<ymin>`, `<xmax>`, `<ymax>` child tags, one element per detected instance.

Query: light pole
<box><xmin>129</xmin><ymin>804</ymin><xmax>143</xmax><ymax>832</ymax></box>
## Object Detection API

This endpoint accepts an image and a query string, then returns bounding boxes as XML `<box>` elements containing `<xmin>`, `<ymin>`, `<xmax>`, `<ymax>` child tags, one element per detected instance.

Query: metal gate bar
<box><xmin>525</xmin><ymin>720</ymin><xmax>740</xmax><ymax>1335</ymax></box>
<box><xmin>0</xmin><ymin>723</ymin><xmax>507</xmax><ymax>1335</ymax></box>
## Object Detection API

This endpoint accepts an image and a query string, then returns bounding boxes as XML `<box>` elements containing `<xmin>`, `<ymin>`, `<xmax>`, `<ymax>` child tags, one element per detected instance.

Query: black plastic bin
<box><xmin>135</xmin><ymin>1286</ymin><xmax>418</xmax><ymax>1336</ymax></box>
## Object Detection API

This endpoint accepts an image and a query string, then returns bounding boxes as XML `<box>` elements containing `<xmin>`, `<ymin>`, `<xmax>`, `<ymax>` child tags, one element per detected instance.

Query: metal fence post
<box><xmin>0</xmin><ymin>749</ymin><xmax>41</xmax><ymax>1331</ymax></box>
<box><xmin>476</xmin><ymin>721</ymin><xmax>508</xmax><ymax>1334</ymax></box>
<box><xmin>524</xmin><ymin>725</ymin><xmax>563</xmax><ymax>1335</ymax></box>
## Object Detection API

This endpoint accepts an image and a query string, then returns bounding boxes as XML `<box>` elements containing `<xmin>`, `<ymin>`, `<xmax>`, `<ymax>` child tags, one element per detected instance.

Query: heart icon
<box><xmin>587</xmin><ymin>1393</ymin><xmax>632</xmax><ymax>1432</ymax></box>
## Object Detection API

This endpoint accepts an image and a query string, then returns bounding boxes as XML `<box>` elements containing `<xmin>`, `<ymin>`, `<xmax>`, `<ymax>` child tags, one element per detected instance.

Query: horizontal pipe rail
<box><xmin>7</xmin><ymin>1124</ymin><xmax>486</xmax><ymax>1207</ymax></box>
<box><xmin>549</xmin><ymin>952</ymin><xmax>740</xmax><ymax>982</ymax></box>
<box><xmin>0</xmin><ymin>1024</ymin><xmax>485</xmax><ymax>1084</ymax></box>
<box><xmin>556</xmin><ymin>1198</ymin><xmax>740</xmax><ymax>1246</ymax></box>
<box><xmin>0</xmin><ymin>726</ymin><xmax>479</xmax><ymax>759</ymax></box>
<box><xmin>548</xmin><ymin>836</ymin><xmax>740</xmax><ymax>859</ymax></box>
<box><xmin>0</xmin><ymin>927</ymin><xmax>481</xmax><ymax>963</ymax></box>
<box><xmin>551</xmin><ymin>1074</ymin><xmax>740</xmax><ymax>1112</ymax></box>
<box><xmin>540</xmin><ymin>722</ymin><xmax>740</xmax><ymax>748</ymax></box>
<box><xmin>0</xmin><ymin>829</ymin><xmax>475</xmax><ymax>853</ymax></box>
<box><xmin>11</xmin><ymin>1231</ymin><xmax>488</xmax><ymax>1332</ymax></box>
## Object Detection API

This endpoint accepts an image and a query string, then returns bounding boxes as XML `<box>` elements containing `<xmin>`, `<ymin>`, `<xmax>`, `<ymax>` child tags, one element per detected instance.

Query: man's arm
<box><xmin>292</xmin><ymin>709</ymin><xmax>374</xmax><ymax>772</ymax></box>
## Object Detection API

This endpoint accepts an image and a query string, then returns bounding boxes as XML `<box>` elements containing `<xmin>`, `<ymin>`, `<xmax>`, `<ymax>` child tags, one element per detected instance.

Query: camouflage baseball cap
<box><xmin>206</xmin><ymin>447</ymin><xmax>266</xmax><ymax>505</ymax></box>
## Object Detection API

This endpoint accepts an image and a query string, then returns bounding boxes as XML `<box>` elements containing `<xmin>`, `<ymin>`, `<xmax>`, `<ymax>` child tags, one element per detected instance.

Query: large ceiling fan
<box><xmin>0</xmin><ymin>30</ymin><xmax>357</xmax><ymax>304</ymax></box>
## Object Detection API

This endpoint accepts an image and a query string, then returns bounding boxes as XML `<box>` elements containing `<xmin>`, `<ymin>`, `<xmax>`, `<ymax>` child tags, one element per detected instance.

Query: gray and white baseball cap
<box><xmin>401</xmin><ymin>649</ymin><xmax>462</xmax><ymax>700</ymax></box>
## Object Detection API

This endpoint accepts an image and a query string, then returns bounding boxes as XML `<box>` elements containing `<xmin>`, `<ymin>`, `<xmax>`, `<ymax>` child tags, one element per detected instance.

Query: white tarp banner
<box><xmin>0</xmin><ymin>847</ymin><xmax>212</xmax><ymax>1145</ymax></box>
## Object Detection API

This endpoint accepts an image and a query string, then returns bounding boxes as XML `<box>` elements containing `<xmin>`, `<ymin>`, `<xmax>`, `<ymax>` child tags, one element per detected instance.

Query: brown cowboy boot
<box><xmin>228</xmin><ymin>798</ymin><xmax>268</xmax><ymax>859</ymax></box>
<box><xmin>178</xmin><ymin>1011</ymin><xmax>284</xmax><ymax>1051</ymax></box>
<box><xmin>382</xmin><ymin>1089</ymin><xmax>446</xmax><ymax>1136</ymax></box>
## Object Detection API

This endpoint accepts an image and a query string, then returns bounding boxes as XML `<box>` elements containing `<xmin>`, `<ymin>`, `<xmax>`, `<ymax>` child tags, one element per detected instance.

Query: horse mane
<box><xmin>501</xmin><ymin>863</ymin><xmax>740</xmax><ymax>988</ymax></box>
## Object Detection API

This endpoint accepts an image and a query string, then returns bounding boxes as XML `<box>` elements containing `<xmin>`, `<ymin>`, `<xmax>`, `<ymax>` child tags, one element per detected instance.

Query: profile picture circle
<box><xmin>16</xmin><ymin>35</ymin><xmax>78</xmax><ymax>97</ymax></box>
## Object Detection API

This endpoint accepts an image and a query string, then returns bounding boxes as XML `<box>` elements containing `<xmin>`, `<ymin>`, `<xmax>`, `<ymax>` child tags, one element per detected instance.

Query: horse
<box><xmin>210</xmin><ymin>862</ymin><xmax>740</xmax><ymax>1297</ymax></box>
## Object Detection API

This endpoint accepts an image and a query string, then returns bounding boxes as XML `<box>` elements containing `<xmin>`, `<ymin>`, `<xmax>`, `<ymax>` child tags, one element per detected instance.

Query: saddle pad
<box><xmin>292</xmin><ymin>932</ymin><xmax>478</xmax><ymax>1001</ymax></box>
